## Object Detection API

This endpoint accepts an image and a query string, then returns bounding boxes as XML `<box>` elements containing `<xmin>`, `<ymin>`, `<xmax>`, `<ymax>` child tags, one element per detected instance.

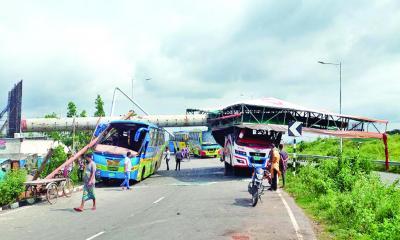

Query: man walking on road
<box><xmin>74</xmin><ymin>153</ymin><xmax>96</xmax><ymax>212</ymax></box>
<box><xmin>279</xmin><ymin>144</ymin><xmax>289</xmax><ymax>188</ymax></box>
<box><xmin>164</xmin><ymin>147</ymin><xmax>171</xmax><ymax>170</ymax></box>
<box><xmin>121</xmin><ymin>152</ymin><xmax>132</xmax><ymax>190</ymax></box>
<box><xmin>175</xmin><ymin>148</ymin><xmax>182</xmax><ymax>171</ymax></box>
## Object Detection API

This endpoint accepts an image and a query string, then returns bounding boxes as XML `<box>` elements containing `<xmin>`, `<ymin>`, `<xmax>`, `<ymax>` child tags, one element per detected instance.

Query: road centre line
<box><xmin>86</xmin><ymin>231</ymin><xmax>105</xmax><ymax>240</ymax></box>
<box><xmin>278</xmin><ymin>190</ymin><xmax>304</xmax><ymax>240</ymax></box>
<box><xmin>153</xmin><ymin>196</ymin><xmax>165</xmax><ymax>204</ymax></box>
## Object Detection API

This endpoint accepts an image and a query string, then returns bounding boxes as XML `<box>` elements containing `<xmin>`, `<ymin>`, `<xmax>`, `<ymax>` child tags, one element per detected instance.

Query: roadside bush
<box><xmin>0</xmin><ymin>169</ymin><xmax>27</xmax><ymax>206</ymax></box>
<box><xmin>286</xmin><ymin>159</ymin><xmax>400</xmax><ymax>239</ymax></box>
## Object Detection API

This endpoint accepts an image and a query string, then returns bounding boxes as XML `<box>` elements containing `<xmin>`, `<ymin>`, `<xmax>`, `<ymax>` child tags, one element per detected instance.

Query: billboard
<box><xmin>7</xmin><ymin>80</ymin><xmax>22</xmax><ymax>138</ymax></box>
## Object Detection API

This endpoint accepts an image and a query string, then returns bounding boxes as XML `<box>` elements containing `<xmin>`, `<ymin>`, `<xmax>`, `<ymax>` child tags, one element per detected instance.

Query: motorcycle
<box><xmin>248</xmin><ymin>166</ymin><xmax>266</xmax><ymax>207</ymax></box>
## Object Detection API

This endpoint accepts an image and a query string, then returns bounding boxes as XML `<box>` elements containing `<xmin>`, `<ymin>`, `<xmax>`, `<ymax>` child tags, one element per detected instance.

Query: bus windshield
<box><xmin>97</xmin><ymin>122</ymin><xmax>148</xmax><ymax>154</ymax></box>
<box><xmin>235</xmin><ymin>128</ymin><xmax>275</xmax><ymax>148</ymax></box>
<box><xmin>202</xmin><ymin>131</ymin><xmax>217</xmax><ymax>144</ymax></box>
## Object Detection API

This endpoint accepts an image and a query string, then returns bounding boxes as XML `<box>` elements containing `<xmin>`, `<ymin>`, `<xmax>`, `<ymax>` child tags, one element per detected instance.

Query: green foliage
<box><xmin>45</xmin><ymin>112</ymin><xmax>58</xmax><ymax>118</ymax></box>
<box><xmin>40</xmin><ymin>145</ymin><xmax>67</xmax><ymax>178</ymax></box>
<box><xmin>387</xmin><ymin>129</ymin><xmax>400</xmax><ymax>135</ymax></box>
<box><xmin>41</xmin><ymin>101</ymin><xmax>93</xmax><ymax>181</ymax></box>
<box><xmin>67</xmin><ymin>101</ymin><xmax>77</xmax><ymax>117</ymax></box>
<box><xmin>287</xmin><ymin>134</ymin><xmax>400</xmax><ymax>161</ymax></box>
<box><xmin>94</xmin><ymin>94</ymin><xmax>105</xmax><ymax>117</ymax></box>
<box><xmin>0</xmin><ymin>170</ymin><xmax>27</xmax><ymax>206</ymax></box>
<box><xmin>286</xmin><ymin>158</ymin><xmax>400</xmax><ymax>239</ymax></box>
<box><xmin>79</xmin><ymin>110</ymin><xmax>87</xmax><ymax>117</ymax></box>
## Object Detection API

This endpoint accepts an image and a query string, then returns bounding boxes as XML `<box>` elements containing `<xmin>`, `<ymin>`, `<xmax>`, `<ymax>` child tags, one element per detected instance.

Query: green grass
<box><xmin>285</xmin><ymin>158</ymin><xmax>400</xmax><ymax>239</ymax></box>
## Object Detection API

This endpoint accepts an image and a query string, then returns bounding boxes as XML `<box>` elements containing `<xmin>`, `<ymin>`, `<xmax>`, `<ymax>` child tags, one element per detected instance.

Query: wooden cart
<box><xmin>24</xmin><ymin>178</ymin><xmax>74</xmax><ymax>204</ymax></box>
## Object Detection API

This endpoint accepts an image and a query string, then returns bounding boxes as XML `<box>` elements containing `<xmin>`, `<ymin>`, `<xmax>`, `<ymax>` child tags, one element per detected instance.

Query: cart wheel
<box><xmin>63</xmin><ymin>178</ymin><xmax>74</xmax><ymax>197</ymax></box>
<box><xmin>46</xmin><ymin>182</ymin><xmax>58</xmax><ymax>204</ymax></box>
<box><xmin>26</xmin><ymin>185</ymin><xmax>37</xmax><ymax>204</ymax></box>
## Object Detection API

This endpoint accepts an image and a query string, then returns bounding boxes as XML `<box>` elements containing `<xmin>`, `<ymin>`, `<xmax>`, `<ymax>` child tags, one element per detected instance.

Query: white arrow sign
<box><xmin>288</xmin><ymin>121</ymin><xmax>302</xmax><ymax>137</ymax></box>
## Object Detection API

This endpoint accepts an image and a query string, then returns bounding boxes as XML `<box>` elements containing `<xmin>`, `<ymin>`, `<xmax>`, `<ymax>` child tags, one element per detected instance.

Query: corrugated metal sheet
<box><xmin>215</xmin><ymin>97</ymin><xmax>388</xmax><ymax>124</ymax></box>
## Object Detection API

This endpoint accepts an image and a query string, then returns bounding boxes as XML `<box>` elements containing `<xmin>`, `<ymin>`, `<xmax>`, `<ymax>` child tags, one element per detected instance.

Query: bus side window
<box><xmin>142</xmin><ymin>141</ymin><xmax>149</xmax><ymax>156</ymax></box>
<box><xmin>149</xmin><ymin>128</ymin><xmax>157</xmax><ymax>147</ymax></box>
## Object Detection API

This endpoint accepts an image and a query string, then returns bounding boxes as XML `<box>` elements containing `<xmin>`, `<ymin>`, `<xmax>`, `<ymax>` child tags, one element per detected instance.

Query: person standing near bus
<box><xmin>279</xmin><ymin>144</ymin><xmax>289</xmax><ymax>188</ymax></box>
<box><xmin>74</xmin><ymin>153</ymin><xmax>96</xmax><ymax>212</ymax></box>
<box><xmin>175</xmin><ymin>148</ymin><xmax>182</xmax><ymax>171</ymax></box>
<box><xmin>268</xmin><ymin>146</ymin><xmax>281</xmax><ymax>191</ymax></box>
<box><xmin>121</xmin><ymin>152</ymin><xmax>132</xmax><ymax>190</ymax></box>
<box><xmin>164</xmin><ymin>147</ymin><xmax>171</xmax><ymax>170</ymax></box>
<box><xmin>185</xmin><ymin>146</ymin><xmax>190</xmax><ymax>161</ymax></box>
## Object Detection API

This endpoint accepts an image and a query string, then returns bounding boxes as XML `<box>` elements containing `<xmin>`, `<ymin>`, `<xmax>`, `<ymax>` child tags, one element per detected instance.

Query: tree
<box><xmin>79</xmin><ymin>110</ymin><xmax>87</xmax><ymax>117</ymax></box>
<box><xmin>45</xmin><ymin>112</ymin><xmax>58</xmax><ymax>118</ymax></box>
<box><xmin>94</xmin><ymin>95</ymin><xmax>105</xmax><ymax>117</ymax></box>
<box><xmin>67</xmin><ymin>102</ymin><xmax>77</xmax><ymax>117</ymax></box>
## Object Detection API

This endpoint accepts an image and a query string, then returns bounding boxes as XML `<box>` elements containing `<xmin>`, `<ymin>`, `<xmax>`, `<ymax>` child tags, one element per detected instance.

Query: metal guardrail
<box><xmin>287</xmin><ymin>153</ymin><xmax>400</xmax><ymax>166</ymax></box>
<box><xmin>288</xmin><ymin>153</ymin><xmax>338</xmax><ymax>160</ymax></box>
<box><xmin>372</xmin><ymin>160</ymin><xmax>400</xmax><ymax>166</ymax></box>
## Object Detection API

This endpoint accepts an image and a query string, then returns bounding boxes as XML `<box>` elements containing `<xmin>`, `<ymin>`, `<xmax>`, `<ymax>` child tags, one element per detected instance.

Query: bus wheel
<box><xmin>232</xmin><ymin>167</ymin><xmax>239</xmax><ymax>176</ymax></box>
<box><xmin>141</xmin><ymin>168</ymin><xmax>146</xmax><ymax>181</ymax></box>
<box><xmin>224</xmin><ymin>162</ymin><xmax>232</xmax><ymax>176</ymax></box>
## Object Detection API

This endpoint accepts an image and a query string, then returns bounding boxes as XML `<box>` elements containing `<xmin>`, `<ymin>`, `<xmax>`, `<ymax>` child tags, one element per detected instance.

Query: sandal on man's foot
<box><xmin>74</xmin><ymin>207</ymin><xmax>83</xmax><ymax>212</ymax></box>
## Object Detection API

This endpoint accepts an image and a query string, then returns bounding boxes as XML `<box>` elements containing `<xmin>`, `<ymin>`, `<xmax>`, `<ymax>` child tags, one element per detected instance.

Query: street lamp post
<box><xmin>318</xmin><ymin>61</ymin><xmax>343</xmax><ymax>154</ymax></box>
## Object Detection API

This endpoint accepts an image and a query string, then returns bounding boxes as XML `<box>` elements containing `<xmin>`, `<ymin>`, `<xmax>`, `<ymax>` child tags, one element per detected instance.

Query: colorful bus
<box><xmin>171</xmin><ymin>131</ymin><xmax>189</xmax><ymax>152</ymax></box>
<box><xmin>188</xmin><ymin>130</ymin><xmax>221</xmax><ymax>158</ymax></box>
<box><xmin>93</xmin><ymin>120</ymin><xmax>166</xmax><ymax>182</ymax></box>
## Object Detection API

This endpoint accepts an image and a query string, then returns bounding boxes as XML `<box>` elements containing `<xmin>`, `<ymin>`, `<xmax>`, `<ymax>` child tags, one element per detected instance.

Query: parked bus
<box><xmin>188</xmin><ymin>130</ymin><xmax>221</xmax><ymax>158</ymax></box>
<box><xmin>218</xmin><ymin>126</ymin><xmax>283</xmax><ymax>175</ymax></box>
<box><xmin>92</xmin><ymin>120</ymin><xmax>166</xmax><ymax>182</ymax></box>
<box><xmin>171</xmin><ymin>131</ymin><xmax>189</xmax><ymax>152</ymax></box>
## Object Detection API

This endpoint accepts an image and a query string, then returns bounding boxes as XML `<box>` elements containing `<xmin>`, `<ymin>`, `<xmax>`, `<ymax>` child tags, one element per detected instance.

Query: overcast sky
<box><xmin>1</xmin><ymin>0</ymin><xmax>399</xmax><ymax>130</ymax></box>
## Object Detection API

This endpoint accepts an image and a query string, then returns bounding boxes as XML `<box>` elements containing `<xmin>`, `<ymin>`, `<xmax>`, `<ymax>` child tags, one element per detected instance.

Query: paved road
<box><xmin>0</xmin><ymin>157</ymin><xmax>316</xmax><ymax>240</ymax></box>
<box><xmin>376</xmin><ymin>171</ymin><xmax>400</xmax><ymax>185</ymax></box>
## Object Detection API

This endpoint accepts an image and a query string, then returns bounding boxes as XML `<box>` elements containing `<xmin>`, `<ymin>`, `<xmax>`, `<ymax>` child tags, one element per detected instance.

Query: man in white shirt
<box><xmin>121</xmin><ymin>152</ymin><xmax>132</xmax><ymax>190</ymax></box>
<box><xmin>164</xmin><ymin>147</ymin><xmax>171</xmax><ymax>170</ymax></box>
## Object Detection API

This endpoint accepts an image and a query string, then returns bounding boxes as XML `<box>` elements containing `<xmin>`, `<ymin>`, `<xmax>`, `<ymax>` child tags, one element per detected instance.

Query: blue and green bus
<box><xmin>188</xmin><ymin>130</ymin><xmax>221</xmax><ymax>158</ymax></box>
<box><xmin>93</xmin><ymin>120</ymin><xmax>166</xmax><ymax>182</ymax></box>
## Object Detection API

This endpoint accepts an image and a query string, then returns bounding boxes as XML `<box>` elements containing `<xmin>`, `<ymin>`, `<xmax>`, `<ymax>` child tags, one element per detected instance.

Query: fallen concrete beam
<box><xmin>21</xmin><ymin>114</ymin><xmax>208</xmax><ymax>132</ymax></box>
